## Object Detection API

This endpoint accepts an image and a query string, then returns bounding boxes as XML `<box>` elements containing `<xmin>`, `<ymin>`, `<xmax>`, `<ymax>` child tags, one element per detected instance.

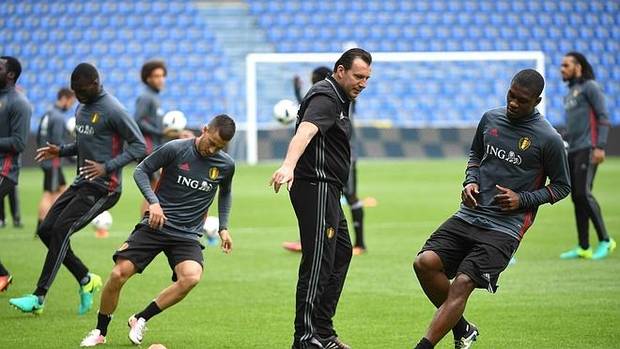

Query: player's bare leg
<box><xmin>100</xmin><ymin>259</ymin><xmax>137</xmax><ymax>315</ymax></box>
<box><xmin>127</xmin><ymin>260</ymin><xmax>202</xmax><ymax>345</ymax></box>
<box><xmin>414</xmin><ymin>251</ymin><xmax>478</xmax><ymax>348</ymax></box>
<box><xmin>153</xmin><ymin>260</ymin><xmax>202</xmax><ymax>309</ymax></box>
<box><xmin>424</xmin><ymin>274</ymin><xmax>475</xmax><ymax>345</ymax></box>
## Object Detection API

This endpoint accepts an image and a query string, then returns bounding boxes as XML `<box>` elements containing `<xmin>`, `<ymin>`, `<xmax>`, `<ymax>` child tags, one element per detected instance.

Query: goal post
<box><xmin>245</xmin><ymin>51</ymin><xmax>545</xmax><ymax>165</ymax></box>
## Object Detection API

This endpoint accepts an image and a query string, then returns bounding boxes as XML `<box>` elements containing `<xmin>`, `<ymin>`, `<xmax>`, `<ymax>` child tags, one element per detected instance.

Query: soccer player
<box><xmin>135</xmin><ymin>60</ymin><xmax>167</xmax><ymax>216</ymax></box>
<box><xmin>412</xmin><ymin>70</ymin><xmax>571</xmax><ymax>349</ymax></box>
<box><xmin>271</xmin><ymin>48</ymin><xmax>372</xmax><ymax>349</ymax></box>
<box><xmin>36</xmin><ymin>87</ymin><xmax>76</xmax><ymax>229</ymax></box>
<box><xmin>559</xmin><ymin>52</ymin><xmax>616</xmax><ymax>260</ymax></box>
<box><xmin>284</xmin><ymin>66</ymin><xmax>369</xmax><ymax>256</ymax></box>
<box><xmin>0</xmin><ymin>56</ymin><xmax>32</xmax><ymax>292</ymax></box>
<box><xmin>9</xmin><ymin>63</ymin><xmax>146</xmax><ymax>315</ymax></box>
<box><xmin>79</xmin><ymin>115</ymin><xmax>235</xmax><ymax>347</ymax></box>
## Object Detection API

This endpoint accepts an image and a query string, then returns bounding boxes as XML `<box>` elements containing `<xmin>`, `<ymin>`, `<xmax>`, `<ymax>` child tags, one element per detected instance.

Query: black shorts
<box><xmin>113</xmin><ymin>224</ymin><xmax>204</xmax><ymax>281</ymax></box>
<box><xmin>42</xmin><ymin>167</ymin><xmax>66</xmax><ymax>192</ymax></box>
<box><xmin>420</xmin><ymin>216</ymin><xmax>519</xmax><ymax>293</ymax></box>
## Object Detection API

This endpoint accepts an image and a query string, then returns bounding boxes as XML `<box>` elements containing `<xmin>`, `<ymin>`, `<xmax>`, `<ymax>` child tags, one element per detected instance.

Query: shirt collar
<box><xmin>325</xmin><ymin>75</ymin><xmax>350</xmax><ymax>103</ymax></box>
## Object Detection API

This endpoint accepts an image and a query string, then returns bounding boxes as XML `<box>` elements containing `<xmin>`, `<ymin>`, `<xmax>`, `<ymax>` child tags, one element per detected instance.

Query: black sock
<box><xmin>351</xmin><ymin>205</ymin><xmax>365</xmax><ymax>248</ymax></box>
<box><xmin>414</xmin><ymin>337</ymin><xmax>434</xmax><ymax>349</ymax></box>
<box><xmin>96</xmin><ymin>312</ymin><xmax>112</xmax><ymax>336</ymax></box>
<box><xmin>33</xmin><ymin>287</ymin><xmax>46</xmax><ymax>304</ymax></box>
<box><xmin>452</xmin><ymin>316</ymin><xmax>469</xmax><ymax>338</ymax></box>
<box><xmin>135</xmin><ymin>301</ymin><xmax>162</xmax><ymax>321</ymax></box>
<box><xmin>79</xmin><ymin>274</ymin><xmax>91</xmax><ymax>286</ymax></box>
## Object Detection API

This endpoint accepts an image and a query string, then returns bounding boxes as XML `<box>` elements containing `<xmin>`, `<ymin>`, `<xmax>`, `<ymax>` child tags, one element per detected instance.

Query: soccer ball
<box><xmin>91</xmin><ymin>211</ymin><xmax>113</xmax><ymax>230</ymax></box>
<box><xmin>203</xmin><ymin>216</ymin><xmax>219</xmax><ymax>238</ymax></box>
<box><xmin>66</xmin><ymin>116</ymin><xmax>76</xmax><ymax>135</ymax></box>
<box><xmin>163</xmin><ymin>110</ymin><xmax>187</xmax><ymax>131</ymax></box>
<box><xmin>273</xmin><ymin>99</ymin><xmax>298</xmax><ymax>125</ymax></box>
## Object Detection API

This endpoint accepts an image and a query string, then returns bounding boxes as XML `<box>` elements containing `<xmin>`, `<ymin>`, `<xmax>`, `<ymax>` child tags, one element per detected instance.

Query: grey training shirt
<box><xmin>455</xmin><ymin>107</ymin><xmax>571</xmax><ymax>241</ymax></box>
<box><xmin>134</xmin><ymin>86</ymin><xmax>164</xmax><ymax>154</ymax></box>
<box><xmin>134</xmin><ymin>138</ymin><xmax>235</xmax><ymax>241</ymax></box>
<box><xmin>0</xmin><ymin>86</ymin><xmax>32</xmax><ymax>184</ymax></box>
<box><xmin>563</xmin><ymin>79</ymin><xmax>610</xmax><ymax>152</ymax></box>
<box><xmin>37</xmin><ymin>105</ymin><xmax>67</xmax><ymax>170</ymax></box>
<box><xmin>60</xmin><ymin>89</ymin><xmax>146</xmax><ymax>193</ymax></box>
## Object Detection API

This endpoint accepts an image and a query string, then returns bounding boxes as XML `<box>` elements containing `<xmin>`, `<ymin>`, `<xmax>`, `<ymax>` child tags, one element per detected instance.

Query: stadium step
<box><xmin>196</xmin><ymin>0</ymin><xmax>275</xmax><ymax>120</ymax></box>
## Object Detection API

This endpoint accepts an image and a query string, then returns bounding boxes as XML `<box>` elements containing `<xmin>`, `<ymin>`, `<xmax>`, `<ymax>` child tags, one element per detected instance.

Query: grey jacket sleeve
<box><xmin>104</xmin><ymin>107</ymin><xmax>146</xmax><ymax>174</ymax></box>
<box><xmin>519</xmin><ymin>135</ymin><xmax>571</xmax><ymax>209</ymax></box>
<box><xmin>135</xmin><ymin>97</ymin><xmax>163</xmax><ymax>136</ymax></box>
<box><xmin>217</xmin><ymin>164</ymin><xmax>235</xmax><ymax>231</ymax></box>
<box><xmin>463</xmin><ymin>114</ymin><xmax>487</xmax><ymax>186</ymax></box>
<box><xmin>0</xmin><ymin>99</ymin><xmax>31</xmax><ymax>153</ymax></box>
<box><xmin>584</xmin><ymin>81</ymin><xmax>610</xmax><ymax>149</ymax></box>
<box><xmin>133</xmin><ymin>142</ymin><xmax>176</xmax><ymax>205</ymax></box>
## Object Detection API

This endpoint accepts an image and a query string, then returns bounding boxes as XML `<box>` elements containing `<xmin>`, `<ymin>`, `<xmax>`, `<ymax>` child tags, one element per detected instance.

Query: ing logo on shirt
<box><xmin>209</xmin><ymin>167</ymin><xmax>219</xmax><ymax>180</ymax></box>
<box><xmin>91</xmin><ymin>112</ymin><xmax>100</xmax><ymax>123</ymax></box>
<box><xmin>117</xmin><ymin>242</ymin><xmax>129</xmax><ymax>251</ymax></box>
<box><xmin>518</xmin><ymin>137</ymin><xmax>531</xmax><ymax>151</ymax></box>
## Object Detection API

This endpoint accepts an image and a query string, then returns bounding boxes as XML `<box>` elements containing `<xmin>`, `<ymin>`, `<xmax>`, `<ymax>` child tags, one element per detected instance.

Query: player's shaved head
<box><xmin>71</xmin><ymin>63</ymin><xmax>101</xmax><ymax>104</ymax></box>
<box><xmin>511</xmin><ymin>69</ymin><xmax>544</xmax><ymax>98</ymax></box>
<box><xmin>71</xmin><ymin>63</ymin><xmax>99</xmax><ymax>83</ymax></box>
<box><xmin>0</xmin><ymin>56</ymin><xmax>22</xmax><ymax>83</ymax></box>
<box><xmin>506</xmin><ymin>69</ymin><xmax>544</xmax><ymax>119</ymax></box>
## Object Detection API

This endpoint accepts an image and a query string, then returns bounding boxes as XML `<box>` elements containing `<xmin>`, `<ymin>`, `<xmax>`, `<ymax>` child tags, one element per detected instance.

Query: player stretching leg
<box><xmin>9</xmin><ymin>63</ymin><xmax>145</xmax><ymax>315</ymax></box>
<box><xmin>80</xmin><ymin>115</ymin><xmax>236</xmax><ymax>346</ymax></box>
<box><xmin>412</xmin><ymin>70</ymin><xmax>570</xmax><ymax>349</ymax></box>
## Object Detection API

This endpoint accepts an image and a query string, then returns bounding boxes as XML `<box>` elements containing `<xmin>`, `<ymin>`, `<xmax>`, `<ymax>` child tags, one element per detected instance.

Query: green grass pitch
<box><xmin>1</xmin><ymin>159</ymin><xmax>618</xmax><ymax>348</ymax></box>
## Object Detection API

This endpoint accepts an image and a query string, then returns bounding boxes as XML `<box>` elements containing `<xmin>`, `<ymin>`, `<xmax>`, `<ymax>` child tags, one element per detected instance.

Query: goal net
<box><xmin>245</xmin><ymin>51</ymin><xmax>545</xmax><ymax>164</ymax></box>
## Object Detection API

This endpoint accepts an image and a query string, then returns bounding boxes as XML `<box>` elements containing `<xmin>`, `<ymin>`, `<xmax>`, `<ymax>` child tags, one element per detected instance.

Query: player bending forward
<box><xmin>80</xmin><ymin>115</ymin><xmax>236</xmax><ymax>346</ymax></box>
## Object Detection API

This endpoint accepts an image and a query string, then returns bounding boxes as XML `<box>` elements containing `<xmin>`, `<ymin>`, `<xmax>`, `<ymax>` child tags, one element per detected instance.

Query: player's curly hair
<box><xmin>565</xmin><ymin>52</ymin><xmax>595</xmax><ymax>81</ymax></box>
<box><xmin>141</xmin><ymin>60</ymin><xmax>167</xmax><ymax>85</ymax></box>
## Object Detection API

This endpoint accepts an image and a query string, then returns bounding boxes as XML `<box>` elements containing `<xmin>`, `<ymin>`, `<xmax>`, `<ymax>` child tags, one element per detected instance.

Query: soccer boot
<box><xmin>128</xmin><ymin>315</ymin><xmax>148</xmax><ymax>345</ymax></box>
<box><xmin>292</xmin><ymin>337</ymin><xmax>324</xmax><ymax>349</ymax></box>
<box><xmin>559</xmin><ymin>246</ymin><xmax>592</xmax><ymax>259</ymax></box>
<box><xmin>592</xmin><ymin>238</ymin><xmax>617</xmax><ymax>260</ymax></box>
<box><xmin>79</xmin><ymin>273</ymin><xmax>103</xmax><ymax>315</ymax></box>
<box><xmin>80</xmin><ymin>329</ymin><xmax>106</xmax><ymax>347</ymax></box>
<box><xmin>455</xmin><ymin>323</ymin><xmax>479</xmax><ymax>349</ymax></box>
<box><xmin>9</xmin><ymin>294</ymin><xmax>44</xmax><ymax>314</ymax></box>
<box><xmin>318</xmin><ymin>335</ymin><xmax>351</xmax><ymax>349</ymax></box>
<box><xmin>0</xmin><ymin>274</ymin><xmax>12</xmax><ymax>292</ymax></box>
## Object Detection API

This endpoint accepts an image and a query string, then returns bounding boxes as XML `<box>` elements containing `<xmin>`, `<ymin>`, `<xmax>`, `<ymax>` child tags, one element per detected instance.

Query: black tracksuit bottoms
<box><xmin>568</xmin><ymin>148</ymin><xmax>609</xmax><ymax>249</ymax></box>
<box><xmin>35</xmin><ymin>183</ymin><xmax>120</xmax><ymax>295</ymax></box>
<box><xmin>290</xmin><ymin>179</ymin><xmax>352</xmax><ymax>346</ymax></box>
